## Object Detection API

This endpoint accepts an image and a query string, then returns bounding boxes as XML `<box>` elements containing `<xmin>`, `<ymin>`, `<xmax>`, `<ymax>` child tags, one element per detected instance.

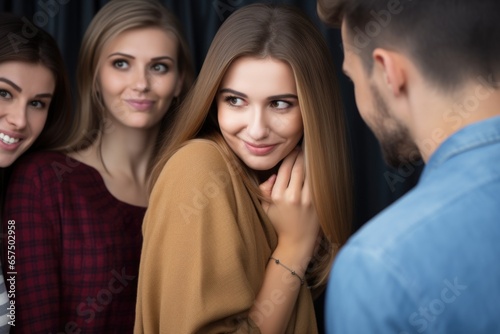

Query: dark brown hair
<box><xmin>0</xmin><ymin>12</ymin><xmax>72</xmax><ymax>151</ymax></box>
<box><xmin>1</xmin><ymin>12</ymin><xmax>72</xmax><ymax>212</ymax></box>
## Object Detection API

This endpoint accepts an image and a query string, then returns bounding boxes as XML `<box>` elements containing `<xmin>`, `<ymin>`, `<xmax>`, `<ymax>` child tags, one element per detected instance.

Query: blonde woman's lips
<box><xmin>125</xmin><ymin>99</ymin><xmax>154</xmax><ymax>111</ymax></box>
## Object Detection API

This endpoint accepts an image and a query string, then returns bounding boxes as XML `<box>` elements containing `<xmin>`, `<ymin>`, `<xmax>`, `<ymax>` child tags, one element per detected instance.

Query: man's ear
<box><xmin>372</xmin><ymin>48</ymin><xmax>407</xmax><ymax>97</ymax></box>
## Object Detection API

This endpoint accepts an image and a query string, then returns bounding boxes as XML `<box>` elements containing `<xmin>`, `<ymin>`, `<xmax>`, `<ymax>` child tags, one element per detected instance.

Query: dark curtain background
<box><xmin>1</xmin><ymin>0</ymin><xmax>422</xmax><ymax>331</ymax></box>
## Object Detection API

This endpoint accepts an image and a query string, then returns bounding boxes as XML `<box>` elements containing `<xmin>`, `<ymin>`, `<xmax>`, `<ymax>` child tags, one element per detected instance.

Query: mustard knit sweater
<box><xmin>134</xmin><ymin>139</ymin><xmax>317</xmax><ymax>334</ymax></box>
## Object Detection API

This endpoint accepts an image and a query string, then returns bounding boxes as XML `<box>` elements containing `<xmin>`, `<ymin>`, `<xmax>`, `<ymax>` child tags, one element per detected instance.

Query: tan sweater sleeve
<box><xmin>135</xmin><ymin>140</ymin><xmax>261</xmax><ymax>334</ymax></box>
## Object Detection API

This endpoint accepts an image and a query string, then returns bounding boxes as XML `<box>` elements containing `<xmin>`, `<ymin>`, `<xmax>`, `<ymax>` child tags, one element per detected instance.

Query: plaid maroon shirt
<box><xmin>2</xmin><ymin>151</ymin><xmax>146</xmax><ymax>333</ymax></box>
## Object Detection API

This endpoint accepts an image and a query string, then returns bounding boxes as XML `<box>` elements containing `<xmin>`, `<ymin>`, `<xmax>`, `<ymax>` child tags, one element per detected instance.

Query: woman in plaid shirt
<box><xmin>2</xmin><ymin>0</ymin><xmax>194</xmax><ymax>332</ymax></box>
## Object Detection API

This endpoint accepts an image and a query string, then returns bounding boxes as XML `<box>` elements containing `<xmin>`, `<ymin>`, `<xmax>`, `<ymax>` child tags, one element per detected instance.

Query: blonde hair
<box><xmin>152</xmin><ymin>4</ymin><xmax>352</xmax><ymax>288</ymax></box>
<box><xmin>60</xmin><ymin>0</ymin><xmax>194</xmax><ymax>165</ymax></box>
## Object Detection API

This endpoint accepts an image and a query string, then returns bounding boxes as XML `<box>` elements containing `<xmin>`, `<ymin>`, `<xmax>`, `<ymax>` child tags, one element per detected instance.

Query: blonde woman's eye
<box><xmin>113</xmin><ymin>60</ymin><xmax>129</xmax><ymax>69</ymax></box>
<box><xmin>270</xmin><ymin>100</ymin><xmax>291</xmax><ymax>109</ymax></box>
<box><xmin>152</xmin><ymin>63</ymin><xmax>168</xmax><ymax>73</ymax></box>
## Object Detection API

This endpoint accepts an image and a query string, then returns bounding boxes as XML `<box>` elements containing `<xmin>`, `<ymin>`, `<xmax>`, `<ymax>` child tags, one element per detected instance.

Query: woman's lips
<box><xmin>244</xmin><ymin>141</ymin><xmax>277</xmax><ymax>155</ymax></box>
<box><xmin>125</xmin><ymin>99</ymin><xmax>154</xmax><ymax>111</ymax></box>
<box><xmin>0</xmin><ymin>131</ymin><xmax>22</xmax><ymax>151</ymax></box>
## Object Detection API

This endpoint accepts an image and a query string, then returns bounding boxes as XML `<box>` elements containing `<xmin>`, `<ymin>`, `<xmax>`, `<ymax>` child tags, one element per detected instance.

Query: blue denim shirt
<box><xmin>326</xmin><ymin>116</ymin><xmax>500</xmax><ymax>334</ymax></box>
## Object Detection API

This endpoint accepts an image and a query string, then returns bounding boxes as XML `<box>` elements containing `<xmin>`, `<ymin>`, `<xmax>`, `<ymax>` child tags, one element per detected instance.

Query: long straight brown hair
<box><xmin>151</xmin><ymin>4</ymin><xmax>353</xmax><ymax>288</ymax></box>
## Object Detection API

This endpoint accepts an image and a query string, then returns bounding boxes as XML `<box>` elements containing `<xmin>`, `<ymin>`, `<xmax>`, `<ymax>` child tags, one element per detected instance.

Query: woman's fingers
<box><xmin>302</xmin><ymin>172</ymin><xmax>312</xmax><ymax>204</ymax></box>
<box><xmin>262</xmin><ymin>147</ymin><xmax>319</xmax><ymax>252</ymax></box>
<box><xmin>259</xmin><ymin>174</ymin><xmax>277</xmax><ymax>212</ymax></box>
<box><xmin>272</xmin><ymin>148</ymin><xmax>300</xmax><ymax>195</ymax></box>
<box><xmin>259</xmin><ymin>174</ymin><xmax>277</xmax><ymax>198</ymax></box>
<box><xmin>287</xmin><ymin>151</ymin><xmax>305</xmax><ymax>196</ymax></box>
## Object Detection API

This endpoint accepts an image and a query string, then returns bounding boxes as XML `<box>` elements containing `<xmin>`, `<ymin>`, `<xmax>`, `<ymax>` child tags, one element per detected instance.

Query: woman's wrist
<box><xmin>271</xmin><ymin>242</ymin><xmax>315</xmax><ymax>279</ymax></box>
<box><xmin>268</xmin><ymin>256</ymin><xmax>305</xmax><ymax>285</ymax></box>
<box><xmin>276</xmin><ymin>234</ymin><xmax>316</xmax><ymax>256</ymax></box>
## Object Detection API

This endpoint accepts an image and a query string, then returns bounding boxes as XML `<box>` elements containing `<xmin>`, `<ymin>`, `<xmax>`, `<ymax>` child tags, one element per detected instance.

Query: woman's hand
<box><xmin>259</xmin><ymin>148</ymin><xmax>319</xmax><ymax>257</ymax></box>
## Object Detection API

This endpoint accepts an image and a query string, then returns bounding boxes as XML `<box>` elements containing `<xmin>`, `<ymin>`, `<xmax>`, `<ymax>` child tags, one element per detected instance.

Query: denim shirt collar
<box><xmin>421</xmin><ymin>116</ymin><xmax>500</xmax><ymax>182</ymax></box>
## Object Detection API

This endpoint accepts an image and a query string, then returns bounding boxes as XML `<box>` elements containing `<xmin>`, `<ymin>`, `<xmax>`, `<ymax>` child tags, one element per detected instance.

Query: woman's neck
<box><xmin>97</xmin><ymin>123</ymin><xmax>159</xmax><ymax>183</ymax></box>
<box><xmin>68</xmin><ymin>122</ymin><xmax>160</xmax><ymax>207</ymax></box>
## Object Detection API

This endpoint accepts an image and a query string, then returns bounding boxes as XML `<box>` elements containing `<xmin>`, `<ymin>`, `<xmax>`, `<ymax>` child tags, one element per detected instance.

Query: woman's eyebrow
<box><xmin>0</xmin><ymin>77</ymin><xmax>22</xmax><ymax>92</ymax></box>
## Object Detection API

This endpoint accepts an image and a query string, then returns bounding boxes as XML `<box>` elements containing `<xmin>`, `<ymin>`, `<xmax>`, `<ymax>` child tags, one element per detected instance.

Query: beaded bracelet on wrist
<box><xmin>269</xmin><ymin>256</ymin><xmax>305</xmax><ymax>285</ymax></box>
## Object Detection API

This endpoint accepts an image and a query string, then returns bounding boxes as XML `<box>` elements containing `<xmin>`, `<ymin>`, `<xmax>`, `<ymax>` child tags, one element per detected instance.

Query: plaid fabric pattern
<box><xmin>2</xmin><ymin>151</ymin><xmax>146</xmax><ymax>333</ymax></box>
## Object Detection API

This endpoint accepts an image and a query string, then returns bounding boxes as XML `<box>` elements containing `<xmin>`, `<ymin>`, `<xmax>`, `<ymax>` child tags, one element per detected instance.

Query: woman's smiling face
<box><xmin>217</xmin><ymin>56</ymin><xmax>303</xmax><ymax>172</ymax></box>
<box><xmin>0</xmin><ymin>61</ymin><xmax>54</xmax><ymax>167</ymax></box>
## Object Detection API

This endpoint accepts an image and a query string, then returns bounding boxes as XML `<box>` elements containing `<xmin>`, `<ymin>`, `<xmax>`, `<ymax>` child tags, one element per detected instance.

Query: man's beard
<box><xmin>369</xmin><ymin>84</ymin><xmax>421</xmax><ymax>168</ymax></box>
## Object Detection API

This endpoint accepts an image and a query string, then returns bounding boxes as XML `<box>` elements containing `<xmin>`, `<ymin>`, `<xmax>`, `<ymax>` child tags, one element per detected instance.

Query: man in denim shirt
<box><xmin>318</xmin><ymin>0</ymin><xmax>500</xmax><ymax>333</ymax></box>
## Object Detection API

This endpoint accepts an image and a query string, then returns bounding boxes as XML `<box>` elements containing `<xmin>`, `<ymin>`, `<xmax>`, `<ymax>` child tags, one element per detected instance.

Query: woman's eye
<box><xmin>270</xmin><ymin>100</ymin><xmax>291</xmax><ymax>109</ymax></box>
<box><xmin>29</xmin><ymin>100</ymin><xmax>46</xmax><ymax>109</ymax></box>
<box><xmin>225</xmin><ymin>96</ymin><xmax>245</xmax><ymax>106</ymax></box>
<box><xmin>151</xmin><ymin>63</ymin><xmax>168</xmax><ymax>73</ymax></box>
<box><xmin>113</xmin><ymin>60</ymin><xmax>129</xmax><ymax>69</ymax></box>
<box><xmin>0</xmin><ymin>89</ymin><xmax>12</xmax><ymax>99</ymax></box>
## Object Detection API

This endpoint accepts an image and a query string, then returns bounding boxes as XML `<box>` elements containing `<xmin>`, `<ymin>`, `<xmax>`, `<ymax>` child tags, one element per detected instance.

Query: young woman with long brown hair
<box><xmin>135</xmin><ymin>4</ymin><xmax>352</xmax><ymax>333</ymax></box>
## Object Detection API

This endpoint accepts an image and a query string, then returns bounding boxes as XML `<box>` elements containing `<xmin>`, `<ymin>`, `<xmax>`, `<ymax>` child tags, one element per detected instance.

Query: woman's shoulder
<box><xmin>16</xmin><ymin>150</ymin><xmax>66</xmax><ymax>164</ymax></box>
<box><xmin>5</xmin><ymin>151</ymin><xmax>68</xmax><ymax>194</ymax></box>
<box><xmin>175</xmin><ymin>139</ymin><xmax>224</xmax><ymax>158</ymax></box>
<box><xmin>10</xmin><ymin>150</ymin><xmax>97</xmax><ymax>185</ymax></box>
<box><xmin>169</xmin><ymin>139</ymin><xmax>233</xmax><ymax>170</ymax></box>
<box><xmin>11</xmin><ymin>151</ymin><xmax>67</xmax><ymax>176</ymax></box>
<box><xmin>156</xmin><ymin>139</ymin><xmax>242</xmax><ymax>187</ymax></box>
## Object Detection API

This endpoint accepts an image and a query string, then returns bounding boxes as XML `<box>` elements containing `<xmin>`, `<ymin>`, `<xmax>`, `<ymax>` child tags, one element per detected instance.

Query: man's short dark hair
<box><xmin>318</xmin><ymin>0</ymin><xmax>500</xmax><ymax>91</ymax></box>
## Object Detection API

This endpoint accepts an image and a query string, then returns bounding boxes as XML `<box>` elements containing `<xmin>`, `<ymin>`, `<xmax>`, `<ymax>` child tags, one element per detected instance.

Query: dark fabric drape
<box><xmin>0</xmin><ymin>0</ymin><xmax>421</xmax><ymax>230</ymax></box>
<box><xmin>1</xmin><ymin>0</ymin><xmax>422</xmax><ymax>331</ymax></box>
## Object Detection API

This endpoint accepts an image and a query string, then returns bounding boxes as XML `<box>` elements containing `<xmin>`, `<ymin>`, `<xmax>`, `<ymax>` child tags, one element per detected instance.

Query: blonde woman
<box><xmin>135</xmin><ymin>4</ymin><xmax>352</xmax><ymax>333</ymax></box>
<box><xmin>2</xmin><ymin>0</ymin><xmax>194</xmax><ymax>332</ymax></box>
